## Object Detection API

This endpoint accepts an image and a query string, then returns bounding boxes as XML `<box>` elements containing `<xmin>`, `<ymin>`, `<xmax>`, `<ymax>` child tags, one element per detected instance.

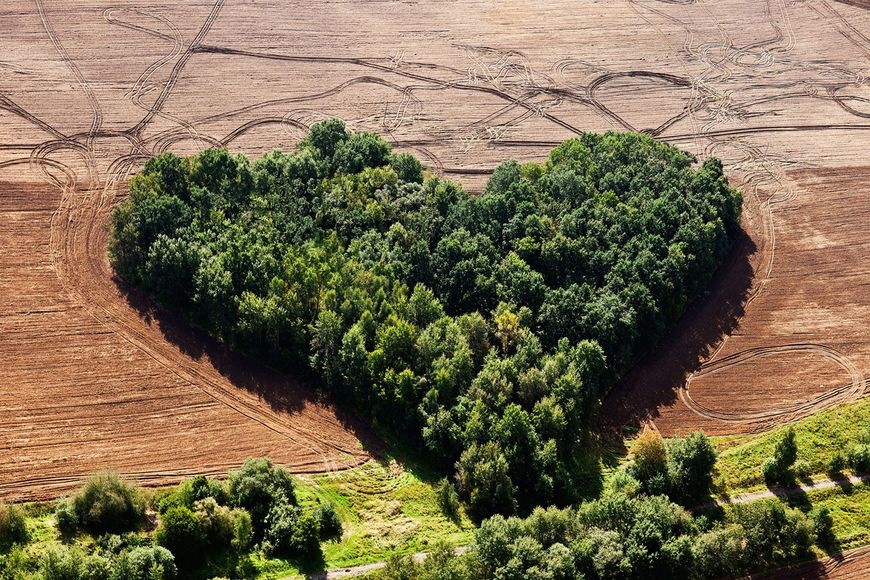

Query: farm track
<box><xmin>1</xmin><ymin>3</ymin><xmax>869</xmax><ymax>542</ymax></box>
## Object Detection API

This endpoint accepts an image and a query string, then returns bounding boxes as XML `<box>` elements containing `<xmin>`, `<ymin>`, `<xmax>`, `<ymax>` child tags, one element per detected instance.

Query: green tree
<box><xmin>310</xmin><ymin>309</ymin><xmax>345</xmax><ymax>388</ymax></box>
<box><xmin>228</xmin><ymin>458</ymin><xmax>296</xmax><ymax>538</ymax></box>
<box><xmin>0</xmin><ymin>502</ymin><xmax>27</xmax><ymax>552</ymax></box>
<box><xmin>304</xmin><ymin>118</ymin><xmax>349</xmax><ymax>160</ymax></box>
<box><xmin>763</xmin><ymin>427</ymin><xmax>798</xmax><ymax>485</ymax></box>
<box><xmin>391</xmin><ymin>153</ymin><xmax>424</xmax><ymax>184</ymax></box>
<box><xmin>154</xmin><ymin>506</ymin><xmax>207</xmax><ymax>571</ymax></box>
<box><xmin>456</xmin><ymin>442</ymin><xmax>517</xmax><ymax>520</ymax></box>
<box><xmin>436</xmin><ymin>478</ymin><xmax>460</xmax><ymax>518</ymax></box>
<box><xmin>666</xmin><ymin>431</ymin><xmax>717</xmax><ymax>505</ymax></box>
<box><xmin>628</xmin><ymin>427</ymin><xmax>669</xmax><ymax>495</ymax></box>
<box><xmin>70</xmin><ymin>473</ymin><xmax>146</xmax><ymax>535</ymax></box>
<box><xmin>263</xmin><ymin>503</ymin><xmax>321</xmax><ymax>560</ymax></box>
<box><xmin>333</xmin><ymin>132</ymin><xmax>391</xmax><ymax>174</ymax></box>
<box><xmin>730</xmin><ymin>499</ymin><xmax>813</xmax><ymax>567</ymax></box>
<box><xmin>313</xmin><ymin>502</ymin><xmax>342</xmax><ymax>539</ymax></box>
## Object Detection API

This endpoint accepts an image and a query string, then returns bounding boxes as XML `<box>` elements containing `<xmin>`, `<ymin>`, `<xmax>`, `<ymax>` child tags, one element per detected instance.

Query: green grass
<box><xmin>1</xmin><ymin>503</ymin><xmax>139</xmax><ymax>578</ymax></box>
<box><xmin>713</xmin><ymin>398</ymin><xmax>870</xmax><ymax>493</ymax></box>
<box><xmin>705</xmin><ymin>481</ymin><xmax>870</xmax><ymax>569</ymax></box>
<box><xmin>251</xmin><ymin>458</ymin><xmax>474</xmax><ymax>579</ymax></box>
<box><xmin>1</xmin><ymin>456</ymin><xmax>471</xmax><ymax>580</ymax></box>
<box><xmin>803</xmin><ymin>482</ymin><xmax>870</xmax><ymax>552</ymax></box>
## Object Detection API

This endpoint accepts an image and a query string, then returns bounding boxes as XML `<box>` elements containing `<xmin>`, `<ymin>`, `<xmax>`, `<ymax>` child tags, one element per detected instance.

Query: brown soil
<box><xmin>1</xmin><ymin>175</ymin><xmax>372</xmax><ymax>501</ymax></box>
<box><xmin>607</xmin><ymin>166</ymin><xmax>870</xmax><ymax>436</ymax></box>
<box><xmin>2</xmin><ymin>0</ymin><xmax>870</xmax><ymax>498</ymax></box>
<box><xmin>757</xmin><ymin>545</ymin><xmax>870</xmax><ymax>579</ymax></box>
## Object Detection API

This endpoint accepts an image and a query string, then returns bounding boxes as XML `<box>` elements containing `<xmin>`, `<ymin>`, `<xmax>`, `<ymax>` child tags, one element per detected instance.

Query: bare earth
<box><xmin>1</xmin><ymin>2</ymin><xmax>869</xmax><ymax>540</ymax></box>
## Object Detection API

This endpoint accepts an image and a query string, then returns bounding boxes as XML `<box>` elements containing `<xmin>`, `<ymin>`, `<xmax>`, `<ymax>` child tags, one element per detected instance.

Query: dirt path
<box><xmin>713</xmin><ymin>474</ymin><xmax>870</xmax><ymax>508</ymax></box>
<box><xmin>312</xmin><ymin>547</ymin><xmax>470</xmax><ymax>579</ymax></box>
<box><xmin>310</xmin><ymin>477</ymin><xmax>869</xmax><ymax>579</ymax></box>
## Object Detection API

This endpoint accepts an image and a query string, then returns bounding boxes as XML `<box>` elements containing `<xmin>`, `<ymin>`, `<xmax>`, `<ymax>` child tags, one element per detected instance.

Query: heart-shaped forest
<box><xmin>109</xmin><ymin>120</ymin><xmax>742</xmax><ymax>520</ymax></box>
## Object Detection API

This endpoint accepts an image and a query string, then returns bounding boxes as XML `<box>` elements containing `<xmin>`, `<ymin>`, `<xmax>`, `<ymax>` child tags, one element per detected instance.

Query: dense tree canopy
<box><xmin>373</xmin><ymin>476</ymin><xmax>820</xmax><ymax>580</ymax></box>
<box><xmin>110</xmin><ymin>120</ymin><xmax>742</xmax><ymax>518</ymax></box>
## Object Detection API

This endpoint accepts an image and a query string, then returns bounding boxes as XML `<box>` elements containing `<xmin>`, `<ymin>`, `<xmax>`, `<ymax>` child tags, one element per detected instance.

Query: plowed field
<box><xmin>2</xmin><ymin>0</ymin><xmax>869</xmax><ymax>504</ymax></box>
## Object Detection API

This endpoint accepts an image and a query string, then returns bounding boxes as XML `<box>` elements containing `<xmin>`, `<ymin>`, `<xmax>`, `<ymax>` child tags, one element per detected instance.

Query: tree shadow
<box><xmin>796</xmin><ymin>471</ymin><xmax>814</xmax><ymax>488</ymax></box>
<box><xmin>826</xmin><ymin>468</ymin><xmax>858</xmax><ymax>494</ymax></box>
<box><xmin>599</xmin><ymin>223</ymin><xmax>759</xmax><ymax>442</ymax></box>
<box><xmin>113</xmin><ymin>275</ymin><xmax>382</xmax><ymax>457</ymax></box>
<box><xmin>816</xmin><ymin>529</ymin><xmax>844</xmax><ymax>558</ymax></box>
<box><xmin>293</xmin><ymin>551</ymin><xmax>327</xmax><ymax>578</ymax></box>
<box><xmin>766</xmin><ymin>478</ymin><xmax>812</xmax><ymax>512</ymax></box>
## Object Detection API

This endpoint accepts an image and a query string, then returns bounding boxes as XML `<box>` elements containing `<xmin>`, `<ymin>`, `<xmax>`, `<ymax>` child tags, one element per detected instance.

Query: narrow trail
<box><xmin>313</xmin><ymin>475</ymin><xmax>870</xmax><ymax>579</ymax></box>
<box><xmin>710</xmin><ymin>474</ymin><xmax>870</xmax><ymax>509</ymax></box>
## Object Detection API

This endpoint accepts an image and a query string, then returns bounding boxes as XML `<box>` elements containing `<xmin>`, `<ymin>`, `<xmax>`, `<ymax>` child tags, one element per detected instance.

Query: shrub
<box><xmin>379</xmin><ymin>552</ymin><xmax>419</xmax><ymax>579</ymax></box>
<box><xmin>263</xmin><ymin>502</ymin><xmax>321</xmax><ymax>559</ymax></box>
<box><xmin>666</xmin><ymin>431</ymin><xmax>717</xmax><ymax>505</ymax></box>
<box><xmin>829</xmin><ymin>452</ymin><xmax>846</xmax><ymax>473</ymax></box>
<box><xmin>40</xmin><ymin>544</ymin><xmax>82</xmax><ymax>580</ymax></box>
<box><xmin>71</xmin><ymin>473</ymin><xmax>146</xmax><ymax>535</ymax></box>
<box><xmin>313</xmin><ymin>502</ymin><xmax>342</xmax><ymax>539</ymax></box>
<box><xmin>54</xmin><ymin>498</ymin><xmax>78</xmax><ymax>537</ymax></box>
<box><xmin>792</xmin><ymin>459</ymin><xmax>811</xmax><ymax>480</ymax></box>
<box><xmin>111</xmin><ymin>546</ymin><xmax>177</xmax><ymax>580</ymax></box>
<box><xmin>847</xmin><ymin>444</ymin><xmax>870</xmax><ymax>474</ymax></box>
<box><xmin>79</xmin><ymin>554</ymin><xmax>112</xmax><ymax>580</ymax></box>
<box><xmin>809</xmin><ymin>506</ymin><xmax>834</xmax><ymax>546</ymax></box>
<box><xmin>691</xmin><ymin>525</ymin><xmax>744</xmax><ymax>580</ymax></box>
<box><xmin>437</xmin><ymin>478</ymin><xmax>460</xmax><ymax>518</ymax></box>
<box><xmin>154</xmin><ymin>475</ymin><xmax>229</xmax><ymax>515</ymax></box>
<box><xmin>0</xmin><ymin>544</ymin><xmax>31</xmax><ymax>578</ymax></box>
<box><xmin>194</xmin><ymin>497</ymin><xmax>253</xmax><ymax>554</ymax></box>
<box><xmin>571</xmin><ymin>527</ymin><xmax>630</xmax><ymax>579</ymax></box>
<box><xmin>93</xmin><ymin>531</ymin><xmax>150</xmax><ymax>556</ymax></box>
<box><xmin>629</xmin><ymin>427</ymin><xmax>669</xmax><ymax>494</ymax></box>
<box><xmin>522</xmin><ymin>506</ymin><xmax>573</xmax><ymax>547</ymax></box>
<box><xmin>730</xmin><ymin>499</ymin><xmax>813</xmax><ymax>566</ymax></box>
<box><xmin>605</xmin><ymin>468</ymin><xmax>642</xmax><ymax>496</ymax></box>
<box><xmin>228</xmin><ymin>458</ymin><xmax>296</xmax><ymax>537</ymax></box>
<box><xmin>154</xmin><ymin>497</ymin><xmax>251</xmax><ymax>576</ymax></box>
<box><xmin>0</xmin><ymin>502</ymin><xmax>28</xmax><ymax>552</ymax></box>
<box><xmin>154</xmin><ymin>506</ymin><xmax>207</xmax><ymax>570</ymax></box>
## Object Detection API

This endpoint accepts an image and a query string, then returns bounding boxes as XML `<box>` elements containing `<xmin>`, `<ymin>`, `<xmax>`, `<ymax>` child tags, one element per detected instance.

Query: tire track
<box><xmin>680</xmin><ymin>344</ymin><xmax>865</xmax><ymax>425</ymax></box>
<box><xmin>127</xmin><ymin>0</ymin><xmax>224</xmax><ymax>138</ymax></box>
<box><xmin>0</xmin><ymin>1</ymin><xmax>368</xmax><ymax>500</ymax></box>
<box><xmin>34</xmin><ymin>0</ymin><xmax>101</xmax><ymax>171</ymax></box>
